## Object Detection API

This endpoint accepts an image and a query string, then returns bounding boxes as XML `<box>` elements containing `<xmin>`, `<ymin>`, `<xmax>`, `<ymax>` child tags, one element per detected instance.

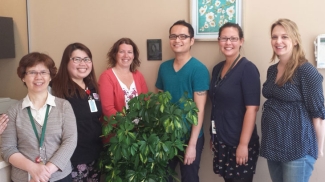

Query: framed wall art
<box><xmin>190</xmin><ymin>0</ymin><xmax>242</xmax><ymax>41</ymax></box>
<box><xmin>147</xmin><ymin>39</ymin><xmax>162</xmax><ymax>61</ymax></box>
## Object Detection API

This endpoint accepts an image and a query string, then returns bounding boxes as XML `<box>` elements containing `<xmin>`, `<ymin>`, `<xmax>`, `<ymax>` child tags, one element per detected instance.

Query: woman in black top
<box><xmin>51</xmin><ymin>43</ymin><xmax>102</xmax><ymax>182</ymax></box>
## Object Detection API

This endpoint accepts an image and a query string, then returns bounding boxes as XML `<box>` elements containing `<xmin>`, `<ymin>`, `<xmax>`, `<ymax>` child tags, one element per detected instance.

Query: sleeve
<box><xmin>1</xmin><ymin>104</ymin><xmax>19</xmax><ymax>162</ymax></box>
<box><xmin>241</xmin><ymin>62</ymin><xmax>261</xmax><ymax>106</ymax></box>
<box><xmin>299</xmin><ymin>63</ymin><xmax>325</xmax><ymax>119</ymax></box>
<box><xmin>193</xmin><ymin>63</ymin><xmax>210</xmax><ymax>92</ymax></box>
<box><xmin>98</xmin><ymin>71</ymin><xmax>118</xmax><ymax>118</ymax></box>
<box><xmin>135</xmin><ymin>71</ymin><xmax>148</xmax><ymax>94</ymax></box>
<box><xmin>48</xmin><ymin>101</ymin><xmax>77</xmax><ymax>170</ymax></box>
<box><xmin>155</xmin><ymin>64</ymin><xmax>164</xmax><ymax>90</ymax></box>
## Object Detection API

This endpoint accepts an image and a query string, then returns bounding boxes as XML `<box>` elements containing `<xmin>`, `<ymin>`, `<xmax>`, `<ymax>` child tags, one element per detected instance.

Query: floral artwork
<box><xmin>191</xmin><ymin>0</ymin><xmax>242</xmax><ymax>40</ymax></box>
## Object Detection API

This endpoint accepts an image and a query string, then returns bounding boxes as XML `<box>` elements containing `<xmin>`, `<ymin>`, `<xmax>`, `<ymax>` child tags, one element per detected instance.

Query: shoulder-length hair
<box><xmin>51</xmin><ymin>42</ymin><xmax>98</xmax><ymax>99</ymax></box>
<box><xmin>271</xmin><ymin>19</ymin><xmax>307</xmax><ymax>86</ymax></box>
<box><xmin>107</xmin><ymin>38</ymin><xmax>140</xmax><ymax>72</ymax></box>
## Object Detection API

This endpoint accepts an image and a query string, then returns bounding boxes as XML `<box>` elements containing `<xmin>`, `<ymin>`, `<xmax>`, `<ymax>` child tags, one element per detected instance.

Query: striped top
<box><xmin>1</xmin><ymin>97</ymin><xmax>77</xmax><ymax>182</ymax></box>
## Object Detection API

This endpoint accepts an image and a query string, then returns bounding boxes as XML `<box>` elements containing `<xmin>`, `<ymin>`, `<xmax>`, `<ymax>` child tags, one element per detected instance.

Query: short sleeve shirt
<box><xmin>209</xmin><ymin>57</ymin><xmax>260</xmax><ymax>146</ymax></box>
<box><xmin>155</xmin><ymin>57</ymin><xmax>210</xmax><ymax>137</ymax></box>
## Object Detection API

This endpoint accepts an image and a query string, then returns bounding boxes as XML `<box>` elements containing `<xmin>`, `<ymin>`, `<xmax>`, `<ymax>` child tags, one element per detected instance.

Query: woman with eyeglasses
<box><xmin>98</xmin><ymin>38</ymin><xmax>148</xmax><ymax>131</ymax></box>
<box><xmin>1</xmin><ymin>52</ymin><xmax>77</xmax><ymax>182</ymax></box>
<box><xmin>260</xmin><ymin>19</ymin><xmax>325</xmax><ymax>182</ymax></box>
<box><xmin>51</xmin><ymin>43</ymin><xmax>103</xmax><ymax>182</ymax></box>
<box><xmin>209</xmin><ymin>23</ymin><xmax>260</xmax><ymax>182</ymax></box>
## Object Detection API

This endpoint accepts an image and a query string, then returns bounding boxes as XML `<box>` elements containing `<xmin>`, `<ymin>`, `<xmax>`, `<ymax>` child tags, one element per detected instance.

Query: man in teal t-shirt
<box><xmin>155</xmin><ymin>20</ymin><xmax>209</xmax><ymax>182</ymax></box>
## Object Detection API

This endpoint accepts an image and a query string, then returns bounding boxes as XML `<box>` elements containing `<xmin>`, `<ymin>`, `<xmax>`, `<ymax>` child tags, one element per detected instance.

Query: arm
<box><xmin>47</xmin><ymin>101</ymin><xmax>77</xmax><ymax>171</ymax></box>
<box><xmin>137</xmin><ymin>71</ymin><xmax>148</xmax><ymax>94</ymax></box>
<box><xmin>155</xmin><ymin>88</ymin><xmax>163</xmax><ymax>93</ymax></box>
<box><xmin>236</xmin><ymin>106</ymin><xmax>259</xmax><ymax>165</ymax></box>
<box><xmin>98</xmin><ymin>71</ymin><xmax>119</xmax><ymax>117</ymax></box>
<box><xmin>236</xmin><ymin>61</ymin><xmax>261</xmax><ymax>165</ymax></box>
<box><xmin>2</xmin><ymin>105</ymin><xmax>50</xmax><ymax>181</ymax></box>
<box><xmin>299</xmin><ymin>64</ymin><xmax>325</xmax><ymax>157</ymax></box>
<box><xmin>9</xmin><ymin>153</ymin><xmax>50</xmax><ymax>181</ymax></box>
<box><xmin>0</xmin><ymin>114</ymin><xmax>8</xmax><ymax>134</ymax></box>
<box><xmin>184</xmin><ymin>91</ymin><xmax>207</xmax><ymax>165</ymax></box>
<box><xmin>313</xmin><ymin>118</ymin><xmax>325</xmax><ymax>157</ymax></box>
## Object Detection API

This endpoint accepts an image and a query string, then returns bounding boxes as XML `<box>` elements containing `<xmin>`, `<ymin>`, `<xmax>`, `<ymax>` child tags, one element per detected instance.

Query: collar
<box><xmin>22</xmin><ymin>92</ymin><xmax>56</xmax><ymax>109</ymax></box>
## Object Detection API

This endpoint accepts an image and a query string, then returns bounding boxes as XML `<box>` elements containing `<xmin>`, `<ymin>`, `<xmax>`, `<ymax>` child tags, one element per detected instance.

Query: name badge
<box><xmin>211</xmin><ymin>120</ymin><xmax>217</xmax><ymax>134</ymax></box>
<box><xmin>88</xmin><ymin>99</ymin><xmax>98</xmax><ymax>112</ymax></box>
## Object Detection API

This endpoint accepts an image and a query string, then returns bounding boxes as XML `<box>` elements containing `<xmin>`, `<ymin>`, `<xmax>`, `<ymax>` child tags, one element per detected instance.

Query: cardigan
<box><xmin>1</xmin><ymin>97</ymin><xmax>77</xmax><ymax>182</ymax></box>
<box><xmin>98</xmin><ymin>68</ymin><xmax>148</xmax><ymax>118</ymax></box>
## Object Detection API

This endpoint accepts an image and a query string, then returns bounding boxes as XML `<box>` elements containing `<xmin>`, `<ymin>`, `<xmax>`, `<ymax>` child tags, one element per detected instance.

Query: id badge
<box><xmin>211</xmin><ymin>120</ymin><xmax>217</xmax><ymax>134</ymax></box>
<box><xmin>88</xmin><ymin>99</ymin><xmax>98</xmax><ymax>112</ymax></box>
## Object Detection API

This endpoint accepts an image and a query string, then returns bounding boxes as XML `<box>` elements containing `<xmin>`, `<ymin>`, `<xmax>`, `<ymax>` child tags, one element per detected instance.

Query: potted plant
<box><xmin>98</xmin><ymin>91</ymin><xmax>198</xmax><ymax>182</ymax></box>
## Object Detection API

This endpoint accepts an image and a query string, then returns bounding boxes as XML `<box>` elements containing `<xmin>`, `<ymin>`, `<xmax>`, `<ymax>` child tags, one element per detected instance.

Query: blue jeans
<box><xmin>167</xmin><ymin>136</ymin><xmax>204</xmax><ymax>182</ymax></box>
<box><xmin>267</xmin><ymin>155</ymin><xmax>316</xmax><ymax>182</ymax></box>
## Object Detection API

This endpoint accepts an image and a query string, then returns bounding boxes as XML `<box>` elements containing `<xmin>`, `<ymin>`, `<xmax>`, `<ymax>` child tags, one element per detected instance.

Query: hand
<box><xmin>28</xmin><ymin>163</ymin><xmax>51</xmax><ymax>182</ymax></box>
<box><xmin>319</xmin><ymin>149</ymin><xmax>324</xmax><ymax>158</ymax></box>
<box><xmin>46</xmin><ymin>162</ymin><xmax>59</xmax><ymax>175</ymax></box>
<box><xmin>184</xmin><ymin>145</ymin><xmax>196</xmax><ymax>165</ymax></box>
<box><xmin>0</xmin><ymin>114</ymin><xmax>9</xmax><ymax>134</ymax></box>
<box><xmin>236</xmin><ymin>144</ymin><xmax>248</xmax><ymax>165</ymax></box>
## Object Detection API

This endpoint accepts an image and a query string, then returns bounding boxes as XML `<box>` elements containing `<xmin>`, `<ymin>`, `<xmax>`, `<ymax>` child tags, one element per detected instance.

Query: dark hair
<box><xmin>107</xmin><ymin>38</ymin><xmax>140</xmax><ymax>72</ymax></box>
<box><xmin>17</xmin><ymin>52</ymin><xmax>57</xmax><ymax>86</ymax></box>
<box><xmin>51</xmin><ymin>42</ymin><xmax>98</xmax><ymax>99</ymax></box>
<box><xmin>169</xmin><ymin>20</ymin><xmax>194</xmax><ymax>38</ymax></box>
<box><xmin>218</xmin><ymin>22</ymin><xmax>244</xmax><ymax>39</ymax></box>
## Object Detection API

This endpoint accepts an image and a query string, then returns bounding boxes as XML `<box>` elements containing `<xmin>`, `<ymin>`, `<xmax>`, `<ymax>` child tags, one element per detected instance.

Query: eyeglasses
<box><xmin>169</xmin><ymin>34</ymin><xmax>191</xmax><ymax>40</ymax></box>
<box><xmin>70</xmin><ymin>57</ymin><xmax>92</xmax><ymax>64</ymax></box>
<box><xmin>25</xmin><ymin>71</ymin><xmax>50</xmax><ymax>77</ymax></box>
<box><xmin>218</xmin><ymin>37</ymin><xmax>239</xmax><ymax>42</ymax></box>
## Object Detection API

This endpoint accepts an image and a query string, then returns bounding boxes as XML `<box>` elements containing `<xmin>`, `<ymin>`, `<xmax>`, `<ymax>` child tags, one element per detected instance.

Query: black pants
<box><xmin>167</xmin><ymin>136</ymin><xmax>205</xmax><ymax>182</ymax></box>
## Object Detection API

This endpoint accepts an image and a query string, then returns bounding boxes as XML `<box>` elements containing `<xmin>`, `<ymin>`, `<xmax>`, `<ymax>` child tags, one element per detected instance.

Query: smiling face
<box><xmin>23</xmin><ymin>63</ymin><xmax>51</xmax><ymax>94</ymax></box>
<box><xmin>169</xmin><ymin>25</ymin><xmax>194</xmax><ymax>54</ymax></box>
<box><xmin>271</xmin><ymin>25</ymin><xmax>296</xmax><ymax>61</ymax></box>
<box><xmin>115</xmin><ymin>43</ymin><xmax>134</xmax><ymax>69</ymax></box>
<box><xmin>67</xmin><ymin>49</ymin><xmax>92</xmax><ymax>83</ymax></box>
<box><xmin>218</xmin><ymin>27</ymin><xmax>243</xmax><ymax>59</ymax></box>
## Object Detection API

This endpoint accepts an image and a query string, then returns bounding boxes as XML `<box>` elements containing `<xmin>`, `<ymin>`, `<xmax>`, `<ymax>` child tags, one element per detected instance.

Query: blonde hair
<box><xmin>270</xmin><ymin>19</ymin><xmax>307</xmax><ymax>86</ymax></box>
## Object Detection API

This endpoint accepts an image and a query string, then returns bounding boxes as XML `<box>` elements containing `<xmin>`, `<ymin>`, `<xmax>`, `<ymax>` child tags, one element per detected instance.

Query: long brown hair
<box><xmin>107</xmin><ymin>38</ymin><xmax>140</xmax><ymax>72</ymax></box>
<box><xmin>51</xmin><ymin>43</ymin><xmax>98</xmax><ymax>98</ymax></box>
<box><xmin>271</xmin><ymin>19</ymin><xmax>307</xmax><ymax>86</ymax></box>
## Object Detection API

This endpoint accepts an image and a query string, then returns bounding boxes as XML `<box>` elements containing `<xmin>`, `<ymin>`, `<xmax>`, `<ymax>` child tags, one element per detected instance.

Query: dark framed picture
<box><xmin>147</xmin><ymin>39</ymin><xmax>162</xmax><ymax>60</ymax></box>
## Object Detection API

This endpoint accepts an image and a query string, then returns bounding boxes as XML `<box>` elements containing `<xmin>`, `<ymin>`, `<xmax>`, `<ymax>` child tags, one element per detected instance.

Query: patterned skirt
<box><xmin>71</xmin><ymin>161</ymin><xmax>101</xmax><ymax>182</ymax></box>
<box><xmin>212</xmin><ymin>137</ymin><xmax>259</xmax><ymax>179</ymax></box>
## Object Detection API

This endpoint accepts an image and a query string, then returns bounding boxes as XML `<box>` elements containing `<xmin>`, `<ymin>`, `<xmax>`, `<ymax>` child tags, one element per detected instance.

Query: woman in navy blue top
<box><xmin>209</xmin><ymin>23</ymin><xmax>260</xmax><ymax>182</ymax></box>
<box><xmin>261</xmin><ymin>19</ymin><xmax>325</xmax><ymax>182</ymax></box>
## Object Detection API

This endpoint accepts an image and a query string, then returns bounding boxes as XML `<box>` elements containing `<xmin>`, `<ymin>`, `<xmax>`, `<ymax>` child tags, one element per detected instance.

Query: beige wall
<box><xmin>2</xmin><ymin>0</ymin><xmax>325</xmax><ymax>181</ymax></box>
<box><xmin>0</xmin><ymin>0</ymin><xmax>28</xmax><ymax>99</ymax></box>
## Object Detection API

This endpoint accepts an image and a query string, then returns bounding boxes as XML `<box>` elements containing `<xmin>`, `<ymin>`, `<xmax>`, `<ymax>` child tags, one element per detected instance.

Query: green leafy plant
<box><xmin>98</xmin><ymin>91</ymin><xmax>198</xmax><ymax>182</ymax></box>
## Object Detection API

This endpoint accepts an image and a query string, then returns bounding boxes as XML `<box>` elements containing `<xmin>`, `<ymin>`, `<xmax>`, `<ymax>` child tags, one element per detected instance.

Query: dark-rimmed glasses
<box><xmin>218</xmin><ymin>37</ymin><xmax>239</xmax><ymax>42</ymax></box>
<box><xmin>25</xmin><ymin>71</ymin><xmax>50</xmax><ymax>77</ymax></box>
<box><xmin>169</xmin><ymin>34</ymin><xmax>191</xmax><ymax>40</ymax></box>
<box><xmin>70</xmin><ymin>57</ymin><xmax>92</xmax><ymax>64</ymax></box>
